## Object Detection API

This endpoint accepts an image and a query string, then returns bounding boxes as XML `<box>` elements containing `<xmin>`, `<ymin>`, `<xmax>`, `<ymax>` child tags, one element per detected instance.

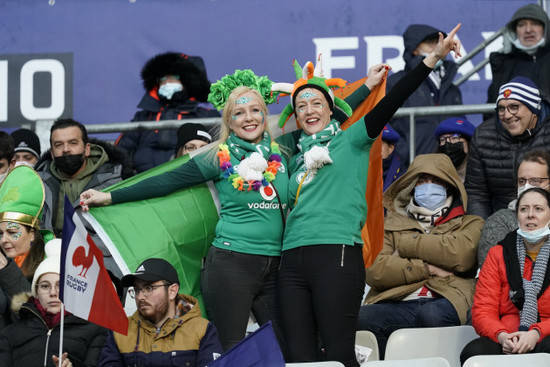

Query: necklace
<box><xmin>218</xmin><ymin>141</ymin><xmax>282</xmax><ymax>191</ymax></box>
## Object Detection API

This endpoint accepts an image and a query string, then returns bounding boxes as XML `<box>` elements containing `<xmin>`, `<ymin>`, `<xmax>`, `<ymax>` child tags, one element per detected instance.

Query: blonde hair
<box><xmin>217</xmin><ymin>86</ymin><xmax>272</xmax><ymax>144</ymax></box>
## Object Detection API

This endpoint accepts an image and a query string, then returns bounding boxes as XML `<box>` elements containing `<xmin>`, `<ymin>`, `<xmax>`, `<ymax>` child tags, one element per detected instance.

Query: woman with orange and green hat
<box><xmin>272</xmin><ymin>24</ymin><xmax>462</xmax><ymax>367</ymax></box>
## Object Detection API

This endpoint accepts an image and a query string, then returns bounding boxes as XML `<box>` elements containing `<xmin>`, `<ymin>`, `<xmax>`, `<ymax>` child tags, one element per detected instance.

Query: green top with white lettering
<box><xmin>111</xmin><ymin>149</ymin><xmax>289</xmax><ymax>256</ymax></box>
<box><xmin>283</xmin><ymin>120</ymin><xmax>374</xmax><ymax>251</ymax></box>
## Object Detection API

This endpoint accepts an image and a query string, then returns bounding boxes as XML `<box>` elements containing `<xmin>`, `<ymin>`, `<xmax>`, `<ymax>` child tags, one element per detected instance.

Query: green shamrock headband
<box><xmin>207</xmin><ymin>69</ymin><xmax>277</xmax><ymax>111</ymax></box>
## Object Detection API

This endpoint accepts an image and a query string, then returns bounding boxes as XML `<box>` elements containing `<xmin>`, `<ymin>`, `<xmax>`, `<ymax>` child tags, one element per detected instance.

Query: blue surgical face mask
<box><xmin>414</xmin><ymin>183</ymin><xmax>448</xmax><ymax>211</ymax></box>
<box><xmin>418</xmin><ymin>52</ymin><xmax>444</xmax><ymax>70</ymax></box>
<box><xmin>517</xmin><ymin>220</ymin><xmax>550</xmax><ymax>244</ymax></box>
<box><xmin>158</xmin><ymin>82</ymin><xmax>183</xmax><ymax>100</ymax></box>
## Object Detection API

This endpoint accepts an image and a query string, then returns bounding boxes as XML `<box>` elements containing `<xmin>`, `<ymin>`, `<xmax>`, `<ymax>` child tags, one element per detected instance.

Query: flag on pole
<box><xmin>60</xmin><ymin>195</ymin><xmax>129</xmax><ymax>335</ymax></box>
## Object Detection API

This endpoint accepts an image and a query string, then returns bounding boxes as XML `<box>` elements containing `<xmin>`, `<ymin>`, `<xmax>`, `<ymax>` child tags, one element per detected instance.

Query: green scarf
<box><xmin>226</xmin><ymin>132</ymin><xmax>272</xmax><ymax>160</ymax></box>
<box><xmin>297</xmin><ymin>121</ymin><xmax>341</xmax><ymax>154</ymax></box>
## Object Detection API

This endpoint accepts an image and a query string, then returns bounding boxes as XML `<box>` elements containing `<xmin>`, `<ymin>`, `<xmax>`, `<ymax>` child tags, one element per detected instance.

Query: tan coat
<box><xmin>365</xmin><ymin>154</ymin><xmax>484</xmax><ymax>324</ymax></box>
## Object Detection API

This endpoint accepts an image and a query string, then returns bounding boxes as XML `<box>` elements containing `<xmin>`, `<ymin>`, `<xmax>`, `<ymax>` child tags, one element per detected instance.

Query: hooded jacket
<box><xmin>35</xmin><ymin>139</ymin><xmax>131</xmax><ymax>237</ymax></box>
<box><xmin>98</xmin><ymin>294</ymin><xmax>222</xmax><ymax>367</ymax></box>
<box><xmin>365</xmin><ymin>154</ymin><xmax>484</xmax><ymax>324</ymax></box>
<box><xmin>487</xmin><ymin>4</ymin><xmax>550</xmax><ymax>105</ymax></box>
<box><xmin>465</xmin><ymin>103</ymin><xmax>550</xmax><ymax>219</ymax></box>
<box><xmin>116</xmin><ymin>53</ymin><xmax>219</xmax><ymax>174</ymax></box>
<box><xmin>0</xmin><ymin>293</ymin><xmax>107</xmax><ymax>367</ymax></box>
<box><xmin>387</xmin><ymin>24</ymin><xmax>463</xmax><ymax>164</ymax></box>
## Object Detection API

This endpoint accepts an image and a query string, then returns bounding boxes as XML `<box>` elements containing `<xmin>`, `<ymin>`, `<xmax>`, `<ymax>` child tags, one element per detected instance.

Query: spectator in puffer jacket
<box><xmin>465</xmin><ymin>76</ymin><xmax>550</xmax><ymax>219</ymax></box>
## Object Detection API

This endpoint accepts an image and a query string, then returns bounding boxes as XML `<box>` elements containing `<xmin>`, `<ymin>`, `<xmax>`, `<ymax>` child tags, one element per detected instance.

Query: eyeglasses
<box><xmin>37</xmin><ymin>282</ymin><xmax>60</xmax><ymax>294</ymax></box>
<box><xmin>438</xmin><ymin>134</ymin><xmax>463</xmax><ymax>145</ymax></box>
<box><xmin>518</xmin><ymin>177</ymin><xmax>549</xmax><ymax>186</ymax></box>
<box><xmin>128</xmin><ymin>283</ymin><xmax>170</xmax><ymax>298</ymax></box>
<box><xmin>496</xmin><ymin>103</ymin><xmax>520</xmax><ymax>117</ymax></box>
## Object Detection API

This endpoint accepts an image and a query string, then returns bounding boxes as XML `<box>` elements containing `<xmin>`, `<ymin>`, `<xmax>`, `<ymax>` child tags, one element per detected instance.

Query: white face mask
<box><xmin>158</xmin><ymin>82</ymin><xmax>183</xmax><ymax>100</ymax></box>
<box><xmin>518</xmin><ymin>183</ymin><xmax>537</xmax><ymax>197</ymax></box>
<box><xmin>14</xmin><ymin>161</ymin><xmax>35</xmax><ymax>169</ymax></box>
<box><xmin>0</xmin><ymin>169</ymin><xmax>9</xmax><ymax>185</ymax></box>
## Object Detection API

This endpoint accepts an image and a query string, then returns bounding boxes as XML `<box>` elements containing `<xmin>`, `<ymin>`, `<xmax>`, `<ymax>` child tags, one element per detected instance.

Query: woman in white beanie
<box><xmin>0</xmin><ymin>240</ymin><xmax>107</xmax><ymax>367</ymax></box>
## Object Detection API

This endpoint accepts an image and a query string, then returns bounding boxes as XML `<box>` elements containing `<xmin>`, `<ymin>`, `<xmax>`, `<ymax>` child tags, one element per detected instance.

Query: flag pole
<box><xmin>59</xmin><ymin>302</ymin><xmax>64</xmax><ymax>364</ymax></box>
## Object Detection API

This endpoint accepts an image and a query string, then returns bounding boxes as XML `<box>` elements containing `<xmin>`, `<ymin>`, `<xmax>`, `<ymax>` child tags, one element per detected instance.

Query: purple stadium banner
<box><xmin>0</xmin><ymin>0</ymin><xmax>540</xmax><ymax>130</ymax></box>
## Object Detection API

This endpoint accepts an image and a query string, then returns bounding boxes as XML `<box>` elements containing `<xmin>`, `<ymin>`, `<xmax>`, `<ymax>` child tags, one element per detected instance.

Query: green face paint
<box><xmin>299</xmin><ymin>91</ymin><xmax>317</xmax><ymax>100</ymax></box>
<box><xmin>235</xmin><ymin>96</ymin><xmax>254</xmax><ymax>105</ymax></box>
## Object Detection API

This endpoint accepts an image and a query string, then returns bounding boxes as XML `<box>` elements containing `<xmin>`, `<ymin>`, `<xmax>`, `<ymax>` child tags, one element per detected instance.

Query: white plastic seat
<box><xmin>384</xmin><ymin>325</ymin><xmax>478</xmax><ymax>367</ymax></box>
<box><xmin>366</xmin><ymin>357</ymin><xmax>451</xmax><ymax>366</ymax></box>
<box><xmin>356</xmin><ymin>330</ymin><xmax>380</xmax><ymax>361</ymax></box>
<box><xmin>463</xmin><ymin>353</ymin><xmax>550</xmax><ymax>367</ymax></box>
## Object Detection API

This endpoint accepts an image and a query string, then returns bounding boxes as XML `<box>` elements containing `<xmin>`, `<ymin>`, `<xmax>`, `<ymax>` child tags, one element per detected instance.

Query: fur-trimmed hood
<box><xmin>11</xmin><ymin>292</ymin><xmax>31</xmax><ymax>314</ymax></box>
<box><xmin>35</xmin><ymin>138</ymin><xmax>133</xmax><ymax>180</ymax></box>
<box><xmin>140</xmin><ymin>52</ymin><xmax>211</xmax><ymax>102</ymax></box>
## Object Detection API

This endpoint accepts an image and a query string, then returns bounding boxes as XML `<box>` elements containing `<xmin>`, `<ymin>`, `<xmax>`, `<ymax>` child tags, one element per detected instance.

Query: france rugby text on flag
<box><xmin>60</xmin><ymin>196</ymin><xmax>128</xmax><ymax>335</ymax></box>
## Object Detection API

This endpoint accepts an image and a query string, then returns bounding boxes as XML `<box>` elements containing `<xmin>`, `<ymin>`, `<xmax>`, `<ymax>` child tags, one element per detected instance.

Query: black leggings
<box><xmin>278</xmin><ymin>244</ymin><xmax>365</xmax><ymax>367</ymax></box>
<box><xmin>460</xmin><ymin>336</ymin><xmax>550</xmax><ymax>365</ymax></box>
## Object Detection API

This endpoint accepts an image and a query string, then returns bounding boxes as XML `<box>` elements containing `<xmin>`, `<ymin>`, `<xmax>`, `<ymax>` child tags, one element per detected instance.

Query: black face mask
<box><xmin>54</xmin><ymin>154</ymin><xmax>85</xmax><ymax>176</ymax></box>
<box><xmin>438</xmin><ymin>142</ymin><xmax>467</xmax><ymax>167</ymax></box>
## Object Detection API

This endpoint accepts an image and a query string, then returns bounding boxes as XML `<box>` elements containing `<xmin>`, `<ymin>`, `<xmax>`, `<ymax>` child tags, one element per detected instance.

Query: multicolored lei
<box><xmin>217</xmin><ymin>142</ymin><xmax>282</xmax><ymax>191</ymax></box>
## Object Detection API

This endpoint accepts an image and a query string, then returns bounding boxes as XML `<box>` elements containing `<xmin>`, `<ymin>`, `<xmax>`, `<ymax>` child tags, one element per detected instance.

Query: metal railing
<box><xmin>36</xmin><ymin>103</ymin><xmax>496</xmax><ymax>164</ymax></box>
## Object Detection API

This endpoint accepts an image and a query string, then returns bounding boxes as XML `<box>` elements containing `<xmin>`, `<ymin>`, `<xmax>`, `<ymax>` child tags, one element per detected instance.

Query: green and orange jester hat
<box><xmin>271</xmin><ymin>55</ymin><xmax>352</xmax><ymax>129</ymax></box>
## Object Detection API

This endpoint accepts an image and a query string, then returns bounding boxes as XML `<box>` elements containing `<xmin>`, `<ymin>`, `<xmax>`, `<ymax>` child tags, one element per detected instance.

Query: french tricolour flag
<box><xmin>60</xmin><ymin>196</ymin><xmax>128</xmax><ymax>335</ymax></box>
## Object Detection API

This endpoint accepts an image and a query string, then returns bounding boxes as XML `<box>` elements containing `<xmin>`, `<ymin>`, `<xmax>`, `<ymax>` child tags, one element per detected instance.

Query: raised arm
<box><xmin>364</xmin><ymin>23</ymin><xmax>462</xmax><ymax>139</ymax></box>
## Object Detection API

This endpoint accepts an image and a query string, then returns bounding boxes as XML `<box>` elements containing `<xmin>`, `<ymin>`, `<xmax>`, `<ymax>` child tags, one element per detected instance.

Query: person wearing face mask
<box><xmin>35</xmin><ymin>119</ymin><xmax>131</xmax><ymax>237</ymax></box>
<box><xmin>115</xmin><ymin>52</ymin><xmax>219</xmax><ymax>174</ymax></box>
<box><xmin>0</xmin><ymin>131</ymin><xmax>15</xmax><ymax>185</ymax></box>
<box><xmin>387</xmin><ymin>24</ymin><xmax>463</xmax><ymax>164</ymax></box>
<box><xmin>357</xmin><ymin>154</ymin><xmax>484</xmax><ymax>360</ymax></box>
<box><xmin>477</xmin><ymin>149</ymin><xmax>550</xmax><ymax>268</ymax></box>
<box><xmin>486</xmin><ymin>4</ymin><xmax>550</xmax><ymax>116</ymax></box>
<box><xmin>11</xmin><ymin>128</ymin><xmax>41</xmax><ymax>169</ymax></box>
<box><xmin>434</xmin><ymin>117</ymin><xmax>476</xmax><ymax>182</ymax></box>
<box><xmin>460</xmin><ymin>187</ymin><xmax>550</xmax><ymax>364</ymax></box>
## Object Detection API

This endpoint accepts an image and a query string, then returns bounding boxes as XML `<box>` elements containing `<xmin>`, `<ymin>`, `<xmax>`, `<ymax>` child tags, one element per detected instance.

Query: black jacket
<box><xmin>0</xmin><ymin>297</ymin><xmax>107</xmax><ymax>367</ymax></box>
<box><xmin>465</xmin><ymin>104</ymin><xmax>550</xmax><ymax>219</ymax></box>
<box><xmin>387</xmin><ymin>24</ymin><xmax>463</xmax><ymax>164</ymax></box>
<box><xmin>116</xmin><ymin>90</ymin><xmax>219</xmax><ymax>174</ymax></box>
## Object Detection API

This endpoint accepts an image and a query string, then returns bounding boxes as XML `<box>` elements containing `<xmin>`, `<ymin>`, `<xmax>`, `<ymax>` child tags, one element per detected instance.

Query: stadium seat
<box><xmin>384</xmin><ymin>325</ymin><xmax>478</xmax><ymax>367</ymax></box>
<box><xmin>365</xmin><ymin>357</ymin><xmax>451</xmax><ymax>366</ymax></box>
<box><xmin>356</xmin><ymin>330</ymin><xmax>380</xmax><ymax>361</ymax></box>
<box><xmin>462</xmin><ymin>353</ymin><xmax>550</xmax><ymax>367</ymax></box>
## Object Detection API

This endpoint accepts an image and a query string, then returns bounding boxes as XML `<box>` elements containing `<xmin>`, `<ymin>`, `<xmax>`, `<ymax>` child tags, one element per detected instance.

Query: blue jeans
<box><xmin>357</xmin><ymin>298</ymin><xmax>460</xmax><ymax>359</ymax></box>
<box><xmin>201</xmin><ymin>246</ymin><xmax>284</xmax><ymax>352</ymax></box>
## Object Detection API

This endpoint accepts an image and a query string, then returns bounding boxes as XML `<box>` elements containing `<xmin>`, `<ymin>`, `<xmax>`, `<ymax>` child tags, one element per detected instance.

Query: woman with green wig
<box><xmin>80</xmin><ymin>70</ymin><xmax>289</xmax><ymax>351</ymax></box>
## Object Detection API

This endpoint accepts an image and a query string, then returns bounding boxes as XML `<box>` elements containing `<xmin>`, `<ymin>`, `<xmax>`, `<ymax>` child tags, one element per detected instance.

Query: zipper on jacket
<box><xmin>44</xmin><ymin>329</ymin><xmax>53</xmax><ymax>367</ymax></box>
<box><xmin>341</xmin><ymin>245</ymin><xmax>345</xmax><ymax>267</ymax></box>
